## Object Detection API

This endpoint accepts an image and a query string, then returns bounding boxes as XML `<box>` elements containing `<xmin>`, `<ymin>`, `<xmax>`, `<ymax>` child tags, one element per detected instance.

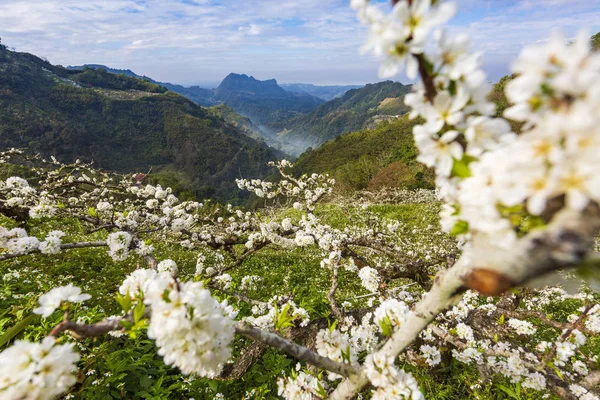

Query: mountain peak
<box><xmin>218</xmin><ymin>73</ymin><xmax>285</xmax><ymax>96</ymax></box>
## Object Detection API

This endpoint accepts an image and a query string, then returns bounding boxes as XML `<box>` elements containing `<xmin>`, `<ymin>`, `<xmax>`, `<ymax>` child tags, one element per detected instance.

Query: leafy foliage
<box><xmin>592</xmin><ymin>32</ymin><xmax>600</xmax><ymax>52</ymax></box>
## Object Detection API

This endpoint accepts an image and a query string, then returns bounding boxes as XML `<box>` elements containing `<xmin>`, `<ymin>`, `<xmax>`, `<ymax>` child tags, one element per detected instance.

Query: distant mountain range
<box><xmin>65</xmin><ymin>66</ymin><xmax>413</xmax><ymax>158</ymax></box>
<box><xmin>1</xmin><ymin>48</ymin><xmax>283</xmax><ymax>203</ymax></box>
<box><xmin>281</xmin><ymin>83</ymin><xmax>364</xmax><ymax>101</ymax></box>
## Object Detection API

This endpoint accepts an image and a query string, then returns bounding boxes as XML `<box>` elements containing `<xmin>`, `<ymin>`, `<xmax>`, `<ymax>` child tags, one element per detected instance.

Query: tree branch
<box><xmin>328</xmin><ymin>265</ymin><xmax>344</xmax><ymax>321</ymax></box>
<box><xmin>0</xmin><ymin>241</ymin><xmax>107</xmax><ymax>262</ymax></box>
<box><xmin>235</xmin><ymin>322</ymin><xmax>359</xmax><ymax>378</ymax></box>
<box><xmin>50</xmin><ymin>315</ymin><xmax>125</xmax><ymax>339</ymax></box>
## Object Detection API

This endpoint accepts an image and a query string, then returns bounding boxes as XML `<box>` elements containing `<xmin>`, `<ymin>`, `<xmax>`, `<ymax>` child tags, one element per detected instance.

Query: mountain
<box><xmin>213</xmin><ymin>73</ymin><xmax>324</xmax><ymax>128</ymax></box>
<box><xmin>66</xmin><ymin>67</ymin><xmax>326</xmax><ymax>144</ymax></box>
<box><xmin>67</xmin><ymin>64</ymin><xmax>219</xmax><ymax>107</ymax></box>
<box><xmin>281</xmin><ymin>83</ymin><xmax>364</xmax><ymax>101</ymax></box>
<box><xmin>0</xmin><ymin>47</ymin><xmax>281</xmax><ymax>203</ymax></box>
<box><xmin>273</xmin><ymin>81</ymin><xmax>412</xmax><ymax>155</ymax></box>
<box><xmin>217</xmin><ymin>73</ymin><xmax>288</xmax><ymax>97</ymax></box>
<box><xmin>292</xmin><ymin>116</ymin><xmax>433</xmax><ymax>194</ymax></box>
<box><xmin>290</xmin><ymin>70</ymin><xmax>554</xmax><ymax>194</ymax></box>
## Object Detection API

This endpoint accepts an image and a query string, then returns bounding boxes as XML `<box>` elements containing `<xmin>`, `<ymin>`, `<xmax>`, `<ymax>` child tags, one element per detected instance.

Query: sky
<box><xmin>0</xmin><ymin>0</ymin><xmax>599</xmax><ymax>86</ymax></box>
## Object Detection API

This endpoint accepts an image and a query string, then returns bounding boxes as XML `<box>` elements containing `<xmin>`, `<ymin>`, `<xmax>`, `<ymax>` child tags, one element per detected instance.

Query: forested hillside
<box><xmin>275</xmin><ymin>81</ymin><xmax>411</xmax><ymax>155</ymax></box>
<box><xmin>0</xmin><ymin>46</ymin><xmax>281</xmax><ymax>202</ymax></box>
<box><xmin>207</xmin><ymin>104</ymin><xmax>265</xmax><ymax>141</ymax></box>
<box><xmin>292</xmin><ymin>117</ymin><xmax>434</xmax><ymax>193</ymax></box>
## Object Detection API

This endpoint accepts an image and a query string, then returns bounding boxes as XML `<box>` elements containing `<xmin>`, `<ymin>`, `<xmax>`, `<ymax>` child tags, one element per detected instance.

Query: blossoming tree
<box><xmin>1</xmin><ymin>0</ymin><xmax>600</xmax><ymax>399</ymax></box>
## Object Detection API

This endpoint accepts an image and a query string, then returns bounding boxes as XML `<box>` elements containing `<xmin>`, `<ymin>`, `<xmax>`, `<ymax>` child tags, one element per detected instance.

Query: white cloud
<box><xmin>0</xmin><ymin>0</ymin><xmax>598</xmax><ymax>85</ymax></box>
<box><xmin>238</xmin><ymin>24</ymin><xmax>262</xmax><ymax>36</ymax></box>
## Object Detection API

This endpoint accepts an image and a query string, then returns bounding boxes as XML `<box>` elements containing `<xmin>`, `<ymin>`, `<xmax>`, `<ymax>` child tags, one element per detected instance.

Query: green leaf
<box><xmin>341</xmin><ymin>346</ymin><xmax>352</xmax><ymax>364</ymax></box>
<box><xmin>115</xmin><ymin>293</ymin><xmax>133</xmax><ymax>314</ymax></box>
<box><xmin>208</xmin><ymin>381</ymin><xmax>219</xmax><ymax>392</ymax></box>
<box><xmin>0</xmin><ymin>314</ymin><xmax>39</xmax><ymax>348</ymax></box>
<box><xmin>120</xmin><ymin>320</ymin><xmax>134</xmax><ymax>330</ymax></box>
<box><xmin>547</xmin><ymin>361</ymin><xmax>564</xmax><ymax>381</ymax></box>
<box><xmin>316</xmin><ymin>380</ymin><xmax>327</xmax><ymax>398</ymax></box>
<box><xmin>448</xmin><ymin>80</ymin><xmax>457</xmax><ymax>97</ymax></box>
<box><xmin>328</xmin><ymin>319</ymin><xmax>338</xmax><ymax>333</ymax></box>
<box><xmin>134</xmin><ymin>301</ymin><xmax>145</xmax><ymax>324</ymax></box>
<box><xmin>497</xmin><ymin>314</ymin><xmax>505</xmax><ymax>325</ymax></box>
<box><xmin>451</xmin><ymin>159</ymin><xmax>471</xmax><ymax>178</ymax></box>
<box><xmin>540</xmin><ymin>83</ymin><xmax>554</xmax><ymax>97</ymax></box>
<box><xmin>495</xmin><ymin>384</ymin><xmax>519</xmax><ymax>399</ymax></box>
<box><xmin>379</xmin><ymin>315</ymin><xmax>393</xmax><ymax>337</ymax></box>
<box><xmin>450</xmin><ymin>220</ymin><xmax>469</xmax><ymax>236</ymax></box>
<box><xmin>88</xmin><ymin>207</ymin><xmax>97</xmax><ymax>217</ymax></box>
<box><xmin>275</xmin><ymin>304</ymin><xmax>296</xmax><ymax>330</ymax></box>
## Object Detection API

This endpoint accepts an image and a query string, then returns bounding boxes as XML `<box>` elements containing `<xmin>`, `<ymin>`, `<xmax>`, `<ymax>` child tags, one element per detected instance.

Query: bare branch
<box><xmin>235</xmin><ymin>322</ymin><xmax>359</xmax><ymax>378</ymax></box>
<box><xmin>50</xmin><ymin>315</ymin><xmax>124</xmax><ymax>339</ymax></box>
<box><xmin>328</xmin><ymin>265</ymin><xmax>344</xmax><ymax>321</ymax></box>
<box><xmin>581</xmin><ymin>371</ymin><xmax>600</xmax><ymax>391</ymax></box>
<box><xmin>0</xmin><ymin>241</ymin><xmax>107</xmax><ymax>262</ymax></box>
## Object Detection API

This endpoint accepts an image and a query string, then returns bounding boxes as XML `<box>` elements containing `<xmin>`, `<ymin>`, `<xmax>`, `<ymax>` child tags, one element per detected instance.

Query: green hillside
<box><xmin>0</xmin><ymin>46</ymin><xmax>280</xmax><ymax>202</ymax></box>
<box><xmin>207</xmin><ymin>104</ymin><xmax>265</xmax><ymax>141</ymax></box>
<box><xmin>292</xmin><ymin>116</ymin><xmax>434</xmax><ymax>194</ymax></box>
<box><xmin>276</xmin><ymin>81</ymin><xmax>411</xmax><ymax>155</ymax></box>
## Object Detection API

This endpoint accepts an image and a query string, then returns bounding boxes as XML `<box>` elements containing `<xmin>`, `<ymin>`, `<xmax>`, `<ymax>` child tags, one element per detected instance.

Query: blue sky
<box><xmin>0</xmin><ymin>0</ymin><xmax>599</xmax><ymax>86</ymax></box>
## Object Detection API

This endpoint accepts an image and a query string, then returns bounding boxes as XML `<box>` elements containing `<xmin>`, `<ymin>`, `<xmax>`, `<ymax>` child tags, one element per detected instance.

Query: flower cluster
<box><xmin>277</xmin><ymin>369</ymin><xmax>322</xmax><ymax>400</ymax></box>
<box><xmin>119</xmin><ymin>268</ymin><xmax>162</xmax><ymax>298</ymax></box>
<box><xmin>373</xmin><ymin>299</ymin><xmax>411</xmax><ymax>333</ymax></box>
<box><xmin>352</xmin><ymin>0</ymin><xmax>456</xmax><ymax>79</ymax></box>
<box><xmin>39</xmin><ymin>231</ymin><xmax>65</xmax><ymax>255</ymax></box>
<box><xmin>364</xmin><ymin>353</ymin><xmax>424</xmax><ymax>399</ymax></box>
<box><xmin>0</xmin><ymin>337</ymin><xmax>80</xmax><ymax>400</ymax></box>
<box><xmin>453</xmin><ymin>32</ymin><xmax>600</xmax><ymax>247</ymax></box>
<box><xmin>357</xmin><ymin>1</ymin><xmax>600</xmax><ymax>252</ymax></box>
<box><xmin>106</xmin><ymin>231</ymin><xmax>132</xmax><ymax>261</ymax></box>
<box><xmin>33</xmin><ymin>284</ymin><xmax>91</xmax><ymax>318</ymax></box>
<box><xmin>245</xmin><ymin>296</ymin><xmax>310</xmax><ymax>331</ymax></box>
<box><xmin>237</xmin><ymin>161</ymin><xmax>334</xmax><ymax>211</ymax></box>
<box><xmin>0</xmin><ymin>227</ymin><xmax>40</xmax><ymax>255</ymax></box>
<box><xmin>145</xmin><ymin>277</ymin><xmax>236</xmax><ymax>377</ymax></box>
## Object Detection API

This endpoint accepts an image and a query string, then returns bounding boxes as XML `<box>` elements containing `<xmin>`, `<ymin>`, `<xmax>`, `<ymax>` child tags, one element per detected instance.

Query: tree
<box><xmin>592</xmin><ymin>32</ymin><xmax>600</xmax><ymax>52</ymax></box>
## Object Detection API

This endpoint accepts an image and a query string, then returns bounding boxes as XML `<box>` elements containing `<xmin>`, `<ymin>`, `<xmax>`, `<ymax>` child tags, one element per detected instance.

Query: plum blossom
<box><xmin>33</xmin><ymin>285</ymin><xmax>91</xmax><ymax>318</ymax></box>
